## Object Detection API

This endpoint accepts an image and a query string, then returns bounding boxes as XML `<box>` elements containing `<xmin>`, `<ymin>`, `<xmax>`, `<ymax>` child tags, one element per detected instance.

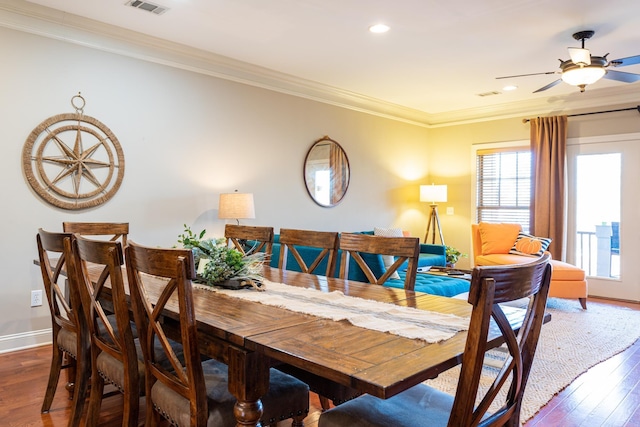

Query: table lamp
<box><xmin>420</xmin><ymin>184</ymin><xmax>447</xmax><ymax>244</ymax></box>
<box><xmin>218</xmin><ymin>191</ymin><xmax>255</xmax><ymax>224</ymax></box>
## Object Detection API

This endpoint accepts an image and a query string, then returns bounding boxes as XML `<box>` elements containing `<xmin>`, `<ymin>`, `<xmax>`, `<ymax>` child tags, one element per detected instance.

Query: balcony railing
<box><xmin>576</xmin><ymin>229</ymin><xmax>619</xmax><ymax>278</ymax></box>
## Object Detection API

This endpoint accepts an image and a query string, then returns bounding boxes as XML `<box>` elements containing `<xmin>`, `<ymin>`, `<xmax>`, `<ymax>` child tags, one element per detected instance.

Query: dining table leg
<box><xmin>228</xmin><ymin>345</ymin><xmax>270</xmax><ymax>426</ymax></box>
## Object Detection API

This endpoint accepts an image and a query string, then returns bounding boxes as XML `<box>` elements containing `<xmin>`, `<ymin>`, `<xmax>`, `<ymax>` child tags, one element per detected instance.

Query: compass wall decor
<box><xmin>22</xmin><ymin>93</ymin><xmax>125</xmax><ymax>210</ymax></box>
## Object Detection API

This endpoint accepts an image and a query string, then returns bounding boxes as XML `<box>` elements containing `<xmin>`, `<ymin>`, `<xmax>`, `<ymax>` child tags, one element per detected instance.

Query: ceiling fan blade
<box><xmin>496</xmin><ymin>71</ymin><xmax>557</xmax><ymax>79</ymax></box>
<box><xmin>609</xmin><ymin>55</ymin><xmax>640</xmax><ymax>67</ymax></box>
<box><xmin>533</xmin><ymin>79</ymin><xmax>562</xmax><ymax>93</ymax></box>
<box><xmin>568</xmin><ymin>47</ymin><xmax>591</xmax><ymax>65</ymax></box>
<box><xmin>603</xmin><ymin>69</ymin><xmax>640</xmax><ymax>83</ymax></box>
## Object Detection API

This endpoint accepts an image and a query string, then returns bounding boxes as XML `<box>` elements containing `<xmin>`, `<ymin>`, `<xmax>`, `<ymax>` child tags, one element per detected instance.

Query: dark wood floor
<box><xmin>1</xmin><ymin>297</ymin><xmax>639</xmax><ymax>427</ymax></box>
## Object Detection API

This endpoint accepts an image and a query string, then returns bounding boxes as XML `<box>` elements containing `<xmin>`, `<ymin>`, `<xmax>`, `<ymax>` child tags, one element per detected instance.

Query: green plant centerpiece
<box><xmin>177</xmin><ymin>225</ymin><xmax>266</xmax><ymax>291</ymax></box>
<box><xmin>445</xmin><ymin>246</ymin><xmax>467</xmax><ymax>267</ymax></box>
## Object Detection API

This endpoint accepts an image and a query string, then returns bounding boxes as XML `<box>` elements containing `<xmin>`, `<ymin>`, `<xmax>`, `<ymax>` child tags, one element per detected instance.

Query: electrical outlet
<box><xmin>31</xmin><ymin>290</ymin><xmax>43</xmax><ymax>307</ymax></box>
<box><xmin>446</xmin><ymin>207</ymin><xmax>454</xmax><ymax>215</ymax></box>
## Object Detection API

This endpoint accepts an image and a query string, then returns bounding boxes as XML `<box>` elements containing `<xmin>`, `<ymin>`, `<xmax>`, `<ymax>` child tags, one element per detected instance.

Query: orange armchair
<box><xmin>471</xmin><ymin>223</ymin><xmax>587</xmax><ymax>309</ymax></box>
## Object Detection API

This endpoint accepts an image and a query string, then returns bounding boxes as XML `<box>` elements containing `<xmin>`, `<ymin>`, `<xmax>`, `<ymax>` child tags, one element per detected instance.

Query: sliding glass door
<box><xmin>566</xmin><ymin>133</ymin><xmax>640</xmax><ymax>301</ymax></box>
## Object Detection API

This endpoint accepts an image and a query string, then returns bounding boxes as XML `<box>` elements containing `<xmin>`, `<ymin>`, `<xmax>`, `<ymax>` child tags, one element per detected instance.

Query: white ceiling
<box><xmin>12</xmin><ymin>0</ymin><xmax>640</xmax><ymax>124</ymax></box>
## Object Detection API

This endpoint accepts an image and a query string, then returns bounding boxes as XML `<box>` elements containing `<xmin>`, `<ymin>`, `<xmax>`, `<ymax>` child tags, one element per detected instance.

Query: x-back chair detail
<box><xmin>125</xmin><ymin>241</ymin><xmax>309</xmax><ymax>427</ymax></box>
<box><xmin>278</xmin><ymin>228</ymin><xmax>340</xmax><ymax>277</ymax></box>
<box><xmin>37</xmin><ymin>229</ymin><xmax>90</xmax><ymax>427</ymax></box>
<box><xmin>224</xmin><ymin>224</ymin><xmax>274</xmax><ymax>257</ymax></box>
<box><xmin>319</xmin><ymin>253</ymin><xmax>553</xmax><ymax>427</ymax></box>
<box><xmin>73</xmin><ymin>235</ymin><xmax>142</xmax><ymax>427</ymax></box>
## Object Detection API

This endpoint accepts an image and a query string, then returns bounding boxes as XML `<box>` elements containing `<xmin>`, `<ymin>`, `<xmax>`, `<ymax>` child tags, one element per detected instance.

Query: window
<box><xmin>476</xmin><ymin>148</ymin><xmax>531</xmax><ymax>233</ymax></box>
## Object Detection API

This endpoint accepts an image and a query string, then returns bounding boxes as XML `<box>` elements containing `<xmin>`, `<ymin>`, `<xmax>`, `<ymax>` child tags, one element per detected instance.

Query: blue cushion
<box><xmin>385</xmin><ymin>272</ymin><xmax>470</xmax><ymax>297</ymax></box>
<box><xmin>399</xmin><ymin>253</ymin><xmax>446</xmax><ymax>270</ymax></box>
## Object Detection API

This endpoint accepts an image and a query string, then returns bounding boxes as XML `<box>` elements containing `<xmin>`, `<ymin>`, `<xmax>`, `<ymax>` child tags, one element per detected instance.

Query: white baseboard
<box><xmin>0</xmin><ymin>329</ymin><xmax>52</xmax><ymax>354</ymax></box>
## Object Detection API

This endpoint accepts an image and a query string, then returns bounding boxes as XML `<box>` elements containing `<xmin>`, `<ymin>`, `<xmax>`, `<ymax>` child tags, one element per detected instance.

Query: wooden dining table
<box><xmin>88</xmin><ymin>263</ymin><xmax>542</xmax><ymax>427</ymax></box>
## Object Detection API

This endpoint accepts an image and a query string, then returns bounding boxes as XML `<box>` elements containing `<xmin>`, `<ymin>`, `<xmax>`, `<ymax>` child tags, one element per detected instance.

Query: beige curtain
<box><xmin>530</xmin><ymin>116</ymin><xmax>567</xmax><ymax>259</ymax></box>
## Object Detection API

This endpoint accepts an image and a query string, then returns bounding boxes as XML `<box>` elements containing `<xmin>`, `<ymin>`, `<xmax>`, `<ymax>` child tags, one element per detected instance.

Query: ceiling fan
<box><xmin>496</xmin><ymin>30</ymin><xmax>640</xmax><ymax>93</ymax></box>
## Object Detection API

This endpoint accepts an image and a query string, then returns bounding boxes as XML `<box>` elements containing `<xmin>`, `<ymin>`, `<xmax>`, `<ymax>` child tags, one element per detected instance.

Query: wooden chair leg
<box><xmin>123</xmin><ymin>379</ymin><xmax>140</xmax><ymax>427</ymax></box>
<box><xmin>86</xmin><ymin>366</ymin><xmax>105</xmax><ymax>427</ymax></box>
<box><xmin>579</xmin><ymin>298</ymin><xmax>587</xmax><ymax>310</ymax></box>
<box><xmin>64</xmin><ymin>352</ymin><xmax>76</xmax><ymax>398</ymax></box>
<box><xmin>319</xmin><ymin>396</ymin><xmax>332</xmax><ymax>411</ymax></box>
<box><xmin>68</xmin><ymin>348</ymin><xmax>91</xmax><ymax>427</ymax></box>
<box><xmin>291</xmin><ymin>414</ymin><xmax>306</xmax><ymax>427</ymax></box>
<box><xmin>41</xmin><ymin>346</ymin><xmax>64</xmax><ymax>412</ymax></box>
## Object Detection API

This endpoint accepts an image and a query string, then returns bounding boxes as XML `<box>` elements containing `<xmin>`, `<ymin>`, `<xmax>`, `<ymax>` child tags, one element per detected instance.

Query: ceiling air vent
<box><xmin>476</xmin><ymin>91</ymin><xmax>501</xmax><ymax>97</ymax></box>
<box><xmin>126</xmin><ymin>0</ymin><xmax>169</xmax><ymax>15</ymax></box>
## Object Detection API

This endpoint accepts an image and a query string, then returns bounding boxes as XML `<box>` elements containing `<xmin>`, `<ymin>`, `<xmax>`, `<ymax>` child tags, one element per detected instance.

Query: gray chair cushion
<box><xmin>319</xmin><ymin>383</ymin><xmax>455</xmax><ymax>427</ymax></box>
<box><xmin>95</xmin><ymin>349</ymin><xmax>145</xmax><ymax>393</ymax></box>
<box><xmin>56</xmin><ymin>327</ymin><xmax>78</xmax><ymax>357</ymax></box>
<box><xmin>151</xmin><ymin>359</ymin><xmax>309</xmax><ymax>427</ymax></box>
<box><xmin>96</xmin><ymin>336</ymin><xmax>184</xmax><ymax>394</ymax></box>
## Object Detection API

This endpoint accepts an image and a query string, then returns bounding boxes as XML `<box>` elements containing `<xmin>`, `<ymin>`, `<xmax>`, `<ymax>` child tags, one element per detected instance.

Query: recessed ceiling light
<box><xmin>502</xmin><ymin>85</ymin><xmax>518</xmax><ymax>91</ymax></box>
<box><xmin>369</xmin><ymin>24</ymin><xmax>390</xmax><ymax>34</ymax></box>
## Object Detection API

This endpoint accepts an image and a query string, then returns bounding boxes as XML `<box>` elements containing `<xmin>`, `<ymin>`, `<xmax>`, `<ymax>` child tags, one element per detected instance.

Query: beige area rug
<box><xmin>424</xmin><ymin>297</ymin><xmax>640</xmax><ymax>422</ymax></box>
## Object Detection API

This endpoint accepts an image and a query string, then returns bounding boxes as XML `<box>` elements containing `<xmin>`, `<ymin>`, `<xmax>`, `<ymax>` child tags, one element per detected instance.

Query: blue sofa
<box><xmin>266</xmin><ymin>231</ymin><xmax>469</xmax><ymax>298</ymax></box>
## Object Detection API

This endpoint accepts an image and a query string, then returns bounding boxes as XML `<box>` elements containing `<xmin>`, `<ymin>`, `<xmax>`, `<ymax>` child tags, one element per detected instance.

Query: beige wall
<box><xmin>1</xmin><ymin>25</ymin><xmax>436</xmax><ymax>351</ymax></box>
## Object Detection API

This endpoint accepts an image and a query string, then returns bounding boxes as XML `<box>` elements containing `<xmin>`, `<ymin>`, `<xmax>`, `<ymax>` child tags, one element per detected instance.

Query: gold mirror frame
<box><xmin>303</xmin><ymin>136</ymin><xmax>350</xmax><ymax>207</ymax></box>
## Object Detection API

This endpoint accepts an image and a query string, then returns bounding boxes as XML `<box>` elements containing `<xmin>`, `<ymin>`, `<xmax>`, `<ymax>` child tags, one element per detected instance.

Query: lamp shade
<box><xmin>420</xmin><ymin>184</ymin><xmax>447</xmax><ymax>204</ymax></box>
<box><xmin>218</xmin><ymin>192</ymin><xmax>255</xmax><ymax>220</ymax></box>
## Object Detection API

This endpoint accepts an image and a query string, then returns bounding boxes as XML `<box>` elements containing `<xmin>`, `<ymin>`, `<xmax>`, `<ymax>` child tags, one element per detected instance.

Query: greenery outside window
<box><xmin>476</xmin><ymin>148</ymin><xmax>531</xmax><ymax>233</ymax></box>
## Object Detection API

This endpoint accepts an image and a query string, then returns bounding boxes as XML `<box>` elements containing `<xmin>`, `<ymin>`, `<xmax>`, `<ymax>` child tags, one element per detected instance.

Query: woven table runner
<box><xmin>194</xmin><ymin>280</ymin><xmax>469</xmax><ymax>343</ymax></box>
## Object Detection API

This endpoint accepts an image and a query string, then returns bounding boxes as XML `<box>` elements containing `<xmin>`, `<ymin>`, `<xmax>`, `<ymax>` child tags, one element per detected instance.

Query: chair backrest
<box><xmin>72</xmin><ymin>235</ymin><xmax>139</xmax><ymax>394</ymax></box>
<box><xmin>37</xmin><ymin>229</ymin><xmax>84</xmax><ymax>340</ymax></box>
<box><xmin>224</xmin><ymin>224</ymin><xmax>274</xmax><ymax>257</ymax></box>
<box><xmin>63</xmin><ymin>222</ymin><xmax>129</xmax><ymax>247</ymax></box>
<box><xmin>338</xmin><ymin>232</ymin><xmax>419</xmax><ymax>290</ymax></box>
<box><xmin>278</xmin><ymin>228</ymin><xmax>340</xmax><ymax>277</ymax></box>
<box><xmin>448</xmin><ymin>253</ymin><xmax>552</xmax><ymax>427</ymax></box>
<box><xmin>125</xmin><ymin>241</ymin><xmax>205</xmax><ymax>425</ymax></box>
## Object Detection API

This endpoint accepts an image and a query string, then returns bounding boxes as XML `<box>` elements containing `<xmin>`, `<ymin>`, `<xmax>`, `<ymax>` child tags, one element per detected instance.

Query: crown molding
<box><xmin>0</xmin><ymin>0</ymin><xmax>434</xmax><ymax>127</ymax></box>
<box><xmin>2</xmin><ymin>0</ymin><xmax>638</xmax><ymax>128</ymax></box>
<box><xmin>426</xmin><ymin>85</ymin><xmax>640</xmax><ymax>127</ymax></box>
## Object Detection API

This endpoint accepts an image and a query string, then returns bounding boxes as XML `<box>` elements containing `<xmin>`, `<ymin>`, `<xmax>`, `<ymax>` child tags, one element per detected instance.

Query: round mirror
<box><xmin>304</xmin><ymin>136</ymin><xmax>350</xmax><ymax>207</ymax></box>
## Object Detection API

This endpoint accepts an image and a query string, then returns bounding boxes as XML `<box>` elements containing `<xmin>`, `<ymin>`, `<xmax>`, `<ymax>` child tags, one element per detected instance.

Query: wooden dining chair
<box><xmin>319</xmin><ymin>253</ymin><xmax>553</xmax><ymax>427</ymax></box>
<box><xmin>278</xmin><ymin>228</ymin><xmax>340</xmax><ymax>277</ymax></box>
<box><xmin>37</xmin><ymin>229</ymin><xmax>90</xmax><ymax>427</ymax></box>
<box><xmin>72</xmin><ymin>235</ymin><xmax>142</xmax><ymax>427</ymax></box>
<box><xmin>124</xmin><ymin>241</ymin><xmax>309</xmax><ymax>427</ymax></box>
<box><xmin>338</xmin><ymin>232</ymin><xmax>420</xmax><ymax>290</ymax></box>
<box><xmin>62</xmin><ymin>221</ymin><xmax>129</xmax><ymax>247</ymax></box>
<box><xmin>224</xmin><ymin>224</ymin><xmax>274</xmax><ymax>257</ymax></box>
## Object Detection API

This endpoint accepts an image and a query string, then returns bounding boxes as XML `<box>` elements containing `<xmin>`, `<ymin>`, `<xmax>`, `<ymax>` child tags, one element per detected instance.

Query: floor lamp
<box><xmin>420</xmin><ymin>184</ymin><xmax>447</xmax><ymax>245</ymax></box>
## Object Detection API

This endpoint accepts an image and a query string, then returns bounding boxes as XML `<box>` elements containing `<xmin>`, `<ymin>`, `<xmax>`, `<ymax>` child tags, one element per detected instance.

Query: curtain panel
<box><xmin>530</xmin><ymin>116</ymin><xmax>567</xmax><ymax>259</ymax></box>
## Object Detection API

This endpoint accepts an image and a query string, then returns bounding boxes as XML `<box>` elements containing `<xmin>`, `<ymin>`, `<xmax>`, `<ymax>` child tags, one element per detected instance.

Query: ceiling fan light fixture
<box><xmin>561</xmin><ymin>65</ymin><xmax>606</xmax><ymax>86</ymax></box>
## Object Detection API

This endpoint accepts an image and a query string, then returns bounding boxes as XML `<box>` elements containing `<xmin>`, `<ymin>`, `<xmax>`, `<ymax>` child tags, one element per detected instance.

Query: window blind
<box><xmin>476</xmin><ymin>148</ymin><xmax>531</xmax><ymax>233</ymax></box>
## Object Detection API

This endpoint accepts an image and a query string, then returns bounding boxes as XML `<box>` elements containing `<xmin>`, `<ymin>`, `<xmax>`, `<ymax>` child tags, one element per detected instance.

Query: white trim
<box><xmin>0</xmin><ymin>329</ymin><xmax>52</xmax><ymax>354</ymax></box>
